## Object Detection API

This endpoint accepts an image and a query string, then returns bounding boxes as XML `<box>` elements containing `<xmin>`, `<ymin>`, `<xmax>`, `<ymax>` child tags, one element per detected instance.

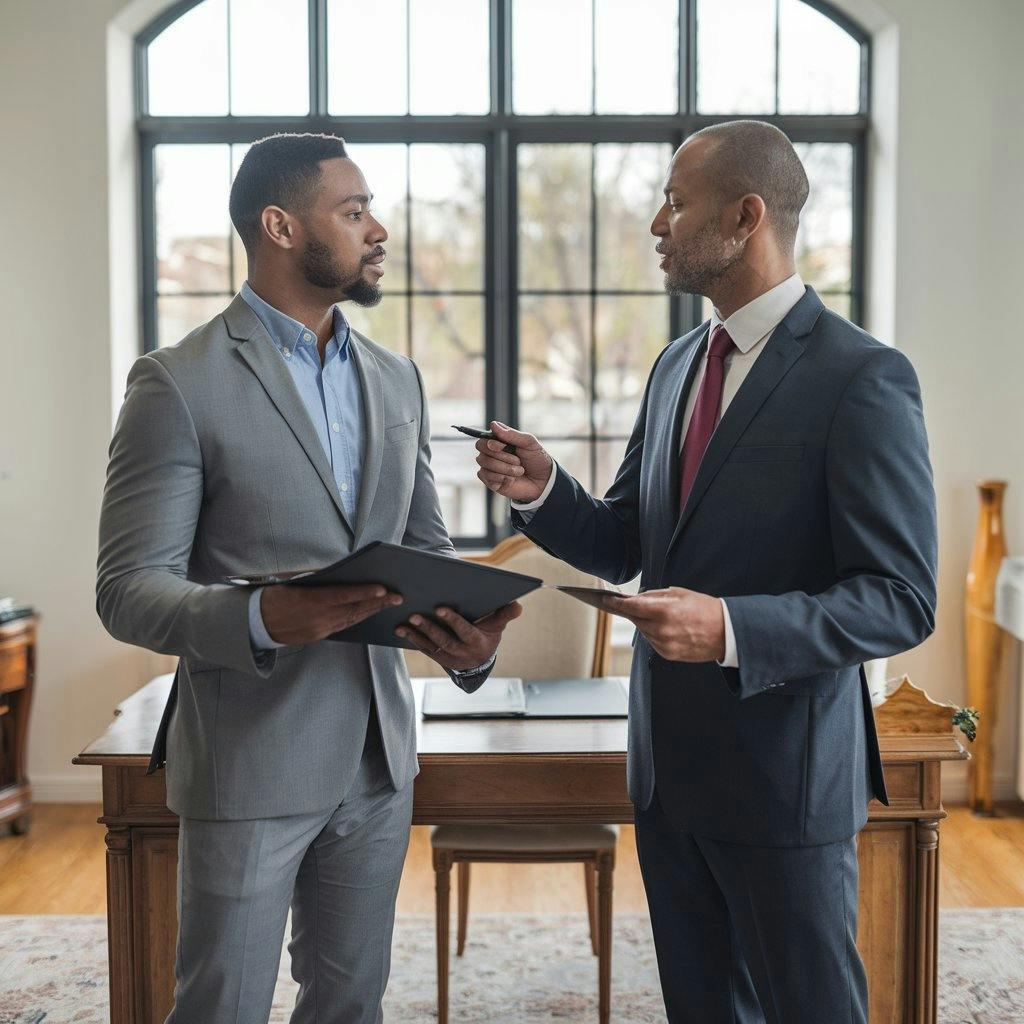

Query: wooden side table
<box><xmin>0</xmin><ymin>614</ymin><xmax>37</xmax><ymax>835</ymax></box>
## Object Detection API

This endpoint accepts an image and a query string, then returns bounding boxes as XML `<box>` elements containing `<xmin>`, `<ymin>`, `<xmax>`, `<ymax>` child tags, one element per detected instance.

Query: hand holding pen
<box><xmin>456</xmin><ymin>421</ymin><xmax>553</xmax><ymax>503</ymax></box>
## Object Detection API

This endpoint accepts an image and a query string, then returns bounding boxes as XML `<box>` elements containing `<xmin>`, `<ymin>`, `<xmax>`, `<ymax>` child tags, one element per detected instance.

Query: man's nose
<box><xmin>368</xmin><ymin>215</ymin><xmax>388</xmax><ymax>244</ymax></box>
<box><xmin>651</xmin><ymin>205</ymin><xmax>668</xmax><ymax>237</ymax></box>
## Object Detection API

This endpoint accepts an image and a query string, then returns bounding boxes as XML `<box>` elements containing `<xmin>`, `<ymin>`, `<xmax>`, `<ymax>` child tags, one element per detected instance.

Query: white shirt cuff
<box><xmin>248</xmin><ymin>586</ymin><xmax>285</xmax><ymax>652</ymax></box>
<box><xmin>510</xmin><ymin>460</ymin><xmax>558</xmax><ymax>513</ymax></box>
<box><xmin>718</xmin><ymin>598</ymin><xmax>739</xmax><ymax>668</ymax></box>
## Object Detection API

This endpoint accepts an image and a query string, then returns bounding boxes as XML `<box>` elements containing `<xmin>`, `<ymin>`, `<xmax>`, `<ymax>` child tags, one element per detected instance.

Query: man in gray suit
<box><xmin>475</xmin><ymin>121</ymin><xmax>937</xmax><ymax>1022</ymax></box>
<box><xmin>97</xmin><ymin>133</ymin><xmax>521</xmax><ymax>1024</ymax></box>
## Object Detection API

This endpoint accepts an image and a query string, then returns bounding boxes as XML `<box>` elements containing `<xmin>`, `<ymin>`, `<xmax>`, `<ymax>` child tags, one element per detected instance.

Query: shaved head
<box><xmin>685</xmin><ymin>120</ymin><xmax>809</xmax><ymax>251</ymax></box>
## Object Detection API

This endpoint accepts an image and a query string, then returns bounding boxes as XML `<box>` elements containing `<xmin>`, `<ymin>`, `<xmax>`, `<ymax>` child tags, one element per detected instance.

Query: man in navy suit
<box><xmin>474</xmin><ymin>121</ymin><xmax>937</xmax><ymax>1022</ymax></box>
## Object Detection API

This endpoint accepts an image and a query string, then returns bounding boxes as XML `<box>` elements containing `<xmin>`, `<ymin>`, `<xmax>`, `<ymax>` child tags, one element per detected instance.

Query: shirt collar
<box><xmin>240</xmin><ymin>281</ymin><xmax>350</xmax><ymax>358</ymax></box>
<box><xmin>708</xmin><ymin>274</ymin><xmax>806</xmax><ymax>354</ymax></box>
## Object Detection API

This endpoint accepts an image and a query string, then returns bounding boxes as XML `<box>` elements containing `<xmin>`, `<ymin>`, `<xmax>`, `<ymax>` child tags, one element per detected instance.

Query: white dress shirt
<box><xmin>513</xmin><ymin>274</ymin><xmax>807</xmax><ymax>669</ymax></box>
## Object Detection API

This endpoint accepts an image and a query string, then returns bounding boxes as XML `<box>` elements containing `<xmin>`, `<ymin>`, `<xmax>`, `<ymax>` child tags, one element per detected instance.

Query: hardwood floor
<box><xmin>2</xmin><ymin>802</ymin><xmax>1023</xmax><ymax>916</ymax></box>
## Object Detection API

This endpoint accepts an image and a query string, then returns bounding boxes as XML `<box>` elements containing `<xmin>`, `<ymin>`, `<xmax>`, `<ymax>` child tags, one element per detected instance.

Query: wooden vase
<box><xmin>965</xmin><ymin>479</ymin><xmax>1009</xmax><ymax>814</ymax></box>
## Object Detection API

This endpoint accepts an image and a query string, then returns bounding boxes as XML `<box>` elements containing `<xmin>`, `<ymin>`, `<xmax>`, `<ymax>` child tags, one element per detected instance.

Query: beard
<box><xmin>300</xmin><ymin>236</ymin><xmax>384</xmax><ymax>308</ymax></box>
<box><xmin>661</xmin><ymin>217</ymin><xmax>745</xmax><ymax>297</ymax></box>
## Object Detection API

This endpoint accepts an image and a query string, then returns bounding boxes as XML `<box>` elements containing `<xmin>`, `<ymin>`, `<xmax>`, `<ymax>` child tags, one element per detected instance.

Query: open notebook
<box><xmin>421</xmin><ymin>676</ymin><xmax>628</xmax><ymax>719</ymax></box>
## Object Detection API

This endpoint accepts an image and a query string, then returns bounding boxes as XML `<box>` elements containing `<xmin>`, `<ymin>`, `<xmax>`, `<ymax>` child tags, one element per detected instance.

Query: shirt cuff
<box><xmin>248</xmin><ymin>587</ymin><xmax>285</xmax><ymax>653</ymax></box>
<box><xmin>510</xmin><ymin>460</ymin><xmax>558</xmax><ymax>513</ymax></box>
<box><xmin>451</xmin><ymin>651</ymin><xmax>496</xmax><ymax>678</ymax></box>
<box><xmin>718</xmin><ymin>598</ymin><xmax>739</xmax><ymax>668</ymax></box>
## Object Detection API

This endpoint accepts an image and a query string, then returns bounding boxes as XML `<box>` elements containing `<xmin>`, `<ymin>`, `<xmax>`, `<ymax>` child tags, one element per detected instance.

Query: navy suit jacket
<box><xmin>513</xmin><ymin>287</ymin><xmax>937</xmax><ymax>847</ymax></box>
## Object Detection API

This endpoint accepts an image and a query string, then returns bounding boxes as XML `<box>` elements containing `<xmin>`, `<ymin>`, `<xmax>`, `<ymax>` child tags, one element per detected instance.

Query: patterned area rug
<box><xmin>1</xmin><ymin>910</ymin><xmax>1022</xmax><ymax>1023</ymax></box>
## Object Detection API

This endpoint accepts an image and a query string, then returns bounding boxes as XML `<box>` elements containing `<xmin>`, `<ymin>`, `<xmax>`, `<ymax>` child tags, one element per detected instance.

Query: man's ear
<box><xmin>735</xmin><ymin>193</ymin><xmax>768</xmax><ymax>242</ymax></box>
<box><xmin>260</xmin><ymin>205</ymin><xmax>298</xmax><ymax>252</ymax></box>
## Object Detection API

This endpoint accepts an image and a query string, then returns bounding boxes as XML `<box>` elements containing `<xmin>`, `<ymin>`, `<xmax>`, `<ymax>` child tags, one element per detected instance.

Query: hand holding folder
<box><xmin>230</xmin><ymin>541</ymin><xmax>542</xmax><ymax>652</ymax></box>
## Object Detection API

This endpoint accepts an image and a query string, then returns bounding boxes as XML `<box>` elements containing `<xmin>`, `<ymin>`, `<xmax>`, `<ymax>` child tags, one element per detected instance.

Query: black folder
<box><xmin>228</xmin><ymin>542</ymin><xmax>543</xmax><ymax>650</ymax></box>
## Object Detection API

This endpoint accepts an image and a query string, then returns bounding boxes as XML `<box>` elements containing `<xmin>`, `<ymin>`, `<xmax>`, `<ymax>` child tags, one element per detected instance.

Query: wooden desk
<box><xmin>74</xmin><ymin>674</ymin><xmax>966</xmax><ymax>1024</ymax></box>
<box><xmin>0</xmin><ymin>615</ymin><xmax>37</xmax><ymax>835</ymax></box>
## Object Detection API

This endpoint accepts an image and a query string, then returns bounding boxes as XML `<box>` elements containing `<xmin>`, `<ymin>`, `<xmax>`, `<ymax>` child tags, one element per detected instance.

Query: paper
<box><xmin>422</xmin><ymin>676</ymin><xmax>526</xmax><ymax>717</ymax></box>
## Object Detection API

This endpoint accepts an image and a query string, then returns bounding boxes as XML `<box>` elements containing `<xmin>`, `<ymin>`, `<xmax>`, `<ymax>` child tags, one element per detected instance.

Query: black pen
<box><xmin>451</xmin><ymin>425</ymin><xmax>517</xmax><ymax>454</ymax></box>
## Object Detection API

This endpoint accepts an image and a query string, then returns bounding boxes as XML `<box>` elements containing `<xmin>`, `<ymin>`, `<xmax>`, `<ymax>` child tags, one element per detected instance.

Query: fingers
<box><xmin>476</xmin><ymin>452</ymin><xmax>525</xmax><ymax>477</ymax></box>
<box><xmin>474</xmin><ymin>438</ymin><xmax>522</xmax><ymax>466</ymax></box>
<box><xmin>397</xmin><ymin>613</ymin><xmax>459</xmax><ymax>653</ymax></box>
<box><xmin>320</xmin><ymin>584</ymin><xmax>402</xmax><ymax>606</ymax></box>
<box><xmin>343</xmin><ymin>594</ymin><xmax>403</xmax><ymax>626</ymax></box>
<box><xmin>475</xmin><ymin>601</ymin><xmax>523</xmax><ymax>631</ymax></box>
<box><xmin>489</xmin><ymin>420</ymin><xmax>536</xmax><ymax>448</ymax></box>
<box><xmin>477</xmin><ymin>468</ymin><xmax>517</xmax><ymax>494</ymax></box>
<box><xmin>432</xmin><ymin>607</ymin><xmax>480</xmax><ymax>645</ymax></box>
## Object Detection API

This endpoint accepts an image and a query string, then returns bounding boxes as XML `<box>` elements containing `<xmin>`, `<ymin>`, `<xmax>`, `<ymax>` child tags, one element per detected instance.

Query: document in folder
<box><xmin>227</xmin><ymin>541</ymin><xmax>543</xmax><ymax>650</ymax></box>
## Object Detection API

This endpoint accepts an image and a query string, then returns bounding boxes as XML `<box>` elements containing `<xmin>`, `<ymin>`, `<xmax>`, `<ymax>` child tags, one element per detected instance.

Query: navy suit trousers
<box><xmin>635</xmin><ymin>791</ymin><xmax>868</xmax><ymax>1024</ymax></box>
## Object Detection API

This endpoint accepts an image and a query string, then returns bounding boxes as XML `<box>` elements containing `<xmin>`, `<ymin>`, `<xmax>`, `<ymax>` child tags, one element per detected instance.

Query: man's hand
<box><xmin>261</xmin><ymin>583</ymin><xmax>403</xmax><ymax>646</ymax></box>
<box><xmin>395</xmin><ymin>601</ymin><xmax>523</xmax><ymax>672</ymax></box>
<box><xmin>601</xmin><ymin>587</ymin><xmax>725</xmax><ymax>663</ymax></box>
<box><xmin>475</xmin><ymin>421</ymin><xmax>552</xmax><ymax>503</ymax></box>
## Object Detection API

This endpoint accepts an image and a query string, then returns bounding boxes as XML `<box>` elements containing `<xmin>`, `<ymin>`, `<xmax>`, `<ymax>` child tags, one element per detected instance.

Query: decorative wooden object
<box><xmin>75</xmin><ymin>673</ymin><xmax>966</xmax><ymax>1024</ymax></box>
<box><xmin>965</xmin><ymin>479</ymin><xmax>1009</xmax><ymax>814</ymax></box>
<box><xmin>0</xmin><ymin>615</ymin><xmax>37</xmax><ymax>835</ymax></box>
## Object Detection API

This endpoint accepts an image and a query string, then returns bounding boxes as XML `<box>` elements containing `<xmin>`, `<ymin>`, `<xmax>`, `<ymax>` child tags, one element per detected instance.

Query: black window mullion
<box><xmin>140</xmin><ymin>138</ymin><xmax>158</xmax><ymax>352</ymax></box>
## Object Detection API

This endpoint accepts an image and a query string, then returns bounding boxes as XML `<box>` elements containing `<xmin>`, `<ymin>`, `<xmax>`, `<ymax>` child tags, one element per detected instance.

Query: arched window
<box><xmin>138</xmin><ymin>0</ymin><xmax>868</xmax><ymax>547</ymax></box>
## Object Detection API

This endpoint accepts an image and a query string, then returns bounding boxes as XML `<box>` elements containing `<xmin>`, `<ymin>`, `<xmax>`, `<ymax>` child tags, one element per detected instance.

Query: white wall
<box><xmin>0</xmin><ymin>0</ymin><xmax>1021</xmax><ymax>803</ymax></box>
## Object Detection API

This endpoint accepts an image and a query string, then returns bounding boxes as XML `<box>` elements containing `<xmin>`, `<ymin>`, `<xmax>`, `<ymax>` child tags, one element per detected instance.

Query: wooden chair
<box><xmin>419</xmin><ymin>535</ymin><xmax>618</xmax><ymax>1024</ymax></box>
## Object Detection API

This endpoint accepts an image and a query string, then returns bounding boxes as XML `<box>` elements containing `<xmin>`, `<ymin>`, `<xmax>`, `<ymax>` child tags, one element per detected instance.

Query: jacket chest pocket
<box><xmin>385</xmin><ymin>419</ymin><xmax>418</xmax><ymax>445</ymax></box>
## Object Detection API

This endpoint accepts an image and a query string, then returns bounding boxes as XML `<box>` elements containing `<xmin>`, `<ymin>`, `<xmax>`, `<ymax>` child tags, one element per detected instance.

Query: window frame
<box><xmin>136</xmin><ymin>0</ymin><xmax>871</xmax><ymax>549</ymax></box>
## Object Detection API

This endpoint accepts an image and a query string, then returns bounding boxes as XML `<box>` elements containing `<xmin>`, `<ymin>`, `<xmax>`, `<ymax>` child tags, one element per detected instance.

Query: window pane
<box><xmin>518</xmin><ymin>145</ymin><xmax>592</xmax><ymax>292</ymax></box>
<box><xmin>779</xmin><ymin>0</ymin><xmax>860</xmax><ymax>114</ymax></box>
<box><xmin>230</xmin><ymin>144</ymin><xmax>252</xmax><ymax>291</ymax></box>
<box><xmin>513</xmin><ymin>0</ymin><xmax>592</xmax><ymax>114</ymax></box>
<box><xmin>148</xmin><ymin>0</ymin><xmax>228</xmax><ymax>116</ymax></box>
<box><xmin>345</xmin><ymin>144</ymin><xmax>409</xmax><ymax>293</ymax></box>
<box><xmin>519</xmin><ymin>295</ymin><xmax>591</xmax><ymax>438</ymax></box>
<box><xmin>411</xmin><ymin>144</ymin><xmax>485</xmax><ymax>292</ymax></box>
<box><xmin>429</xmin><ymin>441</ymin><xmax>488</xmax><ymax>538</ymax></box>
<box><xmin>230</xmin><ymin>0</ymin><xmax>309</xmax><ymax>115</ymax></box>
<box><xmin>411</xmin><ymin>296</ymin><xmax>485</xmax><ymax>438</ymax></box>
<box><xmin>158</xmin><ymin>295</ymin><xmax>229</xmax><ymax>349</ymax></box>
<box><xmin>795</xmin><ymin>143</ymin><xmax>852</xmax><ymax>293</ymax></box>
<box><xmin>410</xmin><ymin>0</ymin><xmax>489</xmax><ymax>114</ymax></box>
<box><xmin>155</xmin><ymin>145</ymin><xmax>231</xmax><ymax>294</ymax></box>
<box><xmin>696</xmin><ymin>0</ymin><xmax>776</xmax><ymax>114</ymax></box>
<box><xmin>595</xmin><ymin>143</ymin><xmax>673</xmax><ymax>291</ymax></box>
<box><xmin>595</xmin><ymin>439</ymin><xmax>632</xmax><ymax>499</ymax></box>
<box><xmin>542</xmin><ymin>441</ymin><xmax>591</xmax><ymax>492</ymax></box>
<box><xmin>594</xmin><ymin>297</ymin><xmax>669</xmax><ymax>435</ymax></box>
<box><xmin>327</xmin><ymin>0</ymin><xmax>407</xmax><ymax>114</ymax></box>
<box><xmin>595</xmin><ymin>0</ymin><xmax>677</xmax><ymax>114</ymax></box>
<box><xmin>820</xmin><ymin>293</ymin><xmax>851</xmax><ymax>319</ymax></box>
<box><xmin>343</xmin><ymin>295</ymin><xmax>409</xmax><ymax>355</ymax></box>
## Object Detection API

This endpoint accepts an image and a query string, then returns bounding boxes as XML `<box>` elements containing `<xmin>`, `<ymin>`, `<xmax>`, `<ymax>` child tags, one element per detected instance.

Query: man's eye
<box><xmin>349</xmin><ymin>211</ymin><xmax>363</xmax><ymax>220</ymax></box>
<box><xmin>669</xmin><ymin>202</ymin><xmax>682</xmax><ymax>211</ymax></box>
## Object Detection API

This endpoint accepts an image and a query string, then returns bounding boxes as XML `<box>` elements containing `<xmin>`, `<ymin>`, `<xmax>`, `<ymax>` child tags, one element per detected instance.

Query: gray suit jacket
<box><xmin>97</xmin><ymin>294</ymin><xmax>488</xmax><ymax>821</ymax></box>
<box><xmin>513</xmin><ymin>288</ymin><xmax>937</xmax><ymax>847</ymax></box>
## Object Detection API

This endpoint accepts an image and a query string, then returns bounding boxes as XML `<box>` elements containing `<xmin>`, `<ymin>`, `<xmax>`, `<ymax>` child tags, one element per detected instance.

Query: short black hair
<box><xmin>229</xmin><ymin>132</ymin><xmax>349</xmax><ymax>258</ymax></box>
<box><xmin>687</xmin><ymin>120</ymin><xmax>809</xmax><ymax>251</ymax></box>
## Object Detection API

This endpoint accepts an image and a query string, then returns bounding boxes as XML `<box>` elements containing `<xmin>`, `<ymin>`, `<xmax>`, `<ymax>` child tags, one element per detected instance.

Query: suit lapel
<box><xmin>348</xmin><ymin>330</ymin><xmax>385</xmax><ymax>545</ymax></box>
<box><xmin>224</xmin><ymin>294</ymin><xmax>355</xmax><ymax>537</ymax></box>
<box><xmin>665</xmin><ymin>288</ymin><xmax>823</xmax><ymax>558</ymax></box>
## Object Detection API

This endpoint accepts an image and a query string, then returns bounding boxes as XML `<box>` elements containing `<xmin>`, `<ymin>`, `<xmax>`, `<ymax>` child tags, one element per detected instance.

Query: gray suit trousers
<box><xmin>165</xmin><ymin>706</ymin><xmax>414</xmax><ymax>1024</ymax></box>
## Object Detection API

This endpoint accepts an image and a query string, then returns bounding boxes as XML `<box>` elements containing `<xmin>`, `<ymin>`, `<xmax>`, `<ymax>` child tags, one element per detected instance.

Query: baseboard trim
<box><xmin>31</xmin><ymin>771</ymin><xmax>103</xmax><ymax>804</ymax></box>
<box><xmin>940</xmin><ymin>768</ymin><xmax>1018</xmax><ymax>805</ymax></box>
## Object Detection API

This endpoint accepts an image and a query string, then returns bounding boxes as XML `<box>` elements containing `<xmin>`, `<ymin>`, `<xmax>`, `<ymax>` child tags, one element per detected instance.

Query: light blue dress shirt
<box><xmin>240</xmin><ymin>283</ymin><xmax>494</xmax><ymax>676</ymax></box>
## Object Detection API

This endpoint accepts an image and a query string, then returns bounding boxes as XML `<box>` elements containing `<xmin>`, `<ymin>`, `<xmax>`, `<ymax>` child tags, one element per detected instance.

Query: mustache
<box><xmin>655</xmin><ymin>243</ymin><xmax>670</xmax><ymax>256</ymax></box>
<box><xmin>362</xmin><ymin>246</ymin><xmax>386</xmax><ymax>264</ymax></box>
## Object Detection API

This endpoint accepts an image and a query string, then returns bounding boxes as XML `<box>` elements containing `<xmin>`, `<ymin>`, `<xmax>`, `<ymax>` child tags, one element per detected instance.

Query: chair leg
<box><xmin>433</xmin><ymin>849</ymin><xmax>453</xmax><ymax>1024</ymax></box>
<box><xmin>457</xmin><ymin>861</ymin><xmax>471</xmax><ymax>956</ymax></box>
<box><xmin>596</xmin><ymin>850</ymin><xmax>615</xmax><ymax>1024</ymax></box>
<box><xmin>584</xmin><ymin>861</ymin><xmax>599</xmax><ymax>956</ymax></box>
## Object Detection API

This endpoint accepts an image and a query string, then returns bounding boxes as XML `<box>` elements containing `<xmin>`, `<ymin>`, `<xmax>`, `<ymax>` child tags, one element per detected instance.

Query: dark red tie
<box><xmin>679</xmin><ymin>325</ymin><xmax>736</xmax><ymax>509</ymax></box>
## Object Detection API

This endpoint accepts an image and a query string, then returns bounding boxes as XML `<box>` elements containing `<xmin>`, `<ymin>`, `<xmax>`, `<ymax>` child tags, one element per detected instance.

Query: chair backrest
<box><xmin>403</xmin><ymin>535</ymin><xmax>611</xmax><ymax>680</ymax></box>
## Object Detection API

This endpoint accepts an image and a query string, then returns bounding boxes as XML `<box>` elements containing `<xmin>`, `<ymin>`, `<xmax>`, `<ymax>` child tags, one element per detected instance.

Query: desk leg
<box><xmin>596</xmin><ymin>850</ymin><xmax>614</xmax><ymax>1024</ymax></box>
<box><xmin>914</xmin><ymin>819</ymin><xmax>939</xmax><ymax>1024</ymax></box>
<box><xmin>105</xmin><ymin>826</ymin><xmax>136</xmax><ymax>1024</ymax></box>
<box><xmin>434</xmin><ymin>850</ymin><xmax>453</xmax><ymax>1024</ymax></box>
